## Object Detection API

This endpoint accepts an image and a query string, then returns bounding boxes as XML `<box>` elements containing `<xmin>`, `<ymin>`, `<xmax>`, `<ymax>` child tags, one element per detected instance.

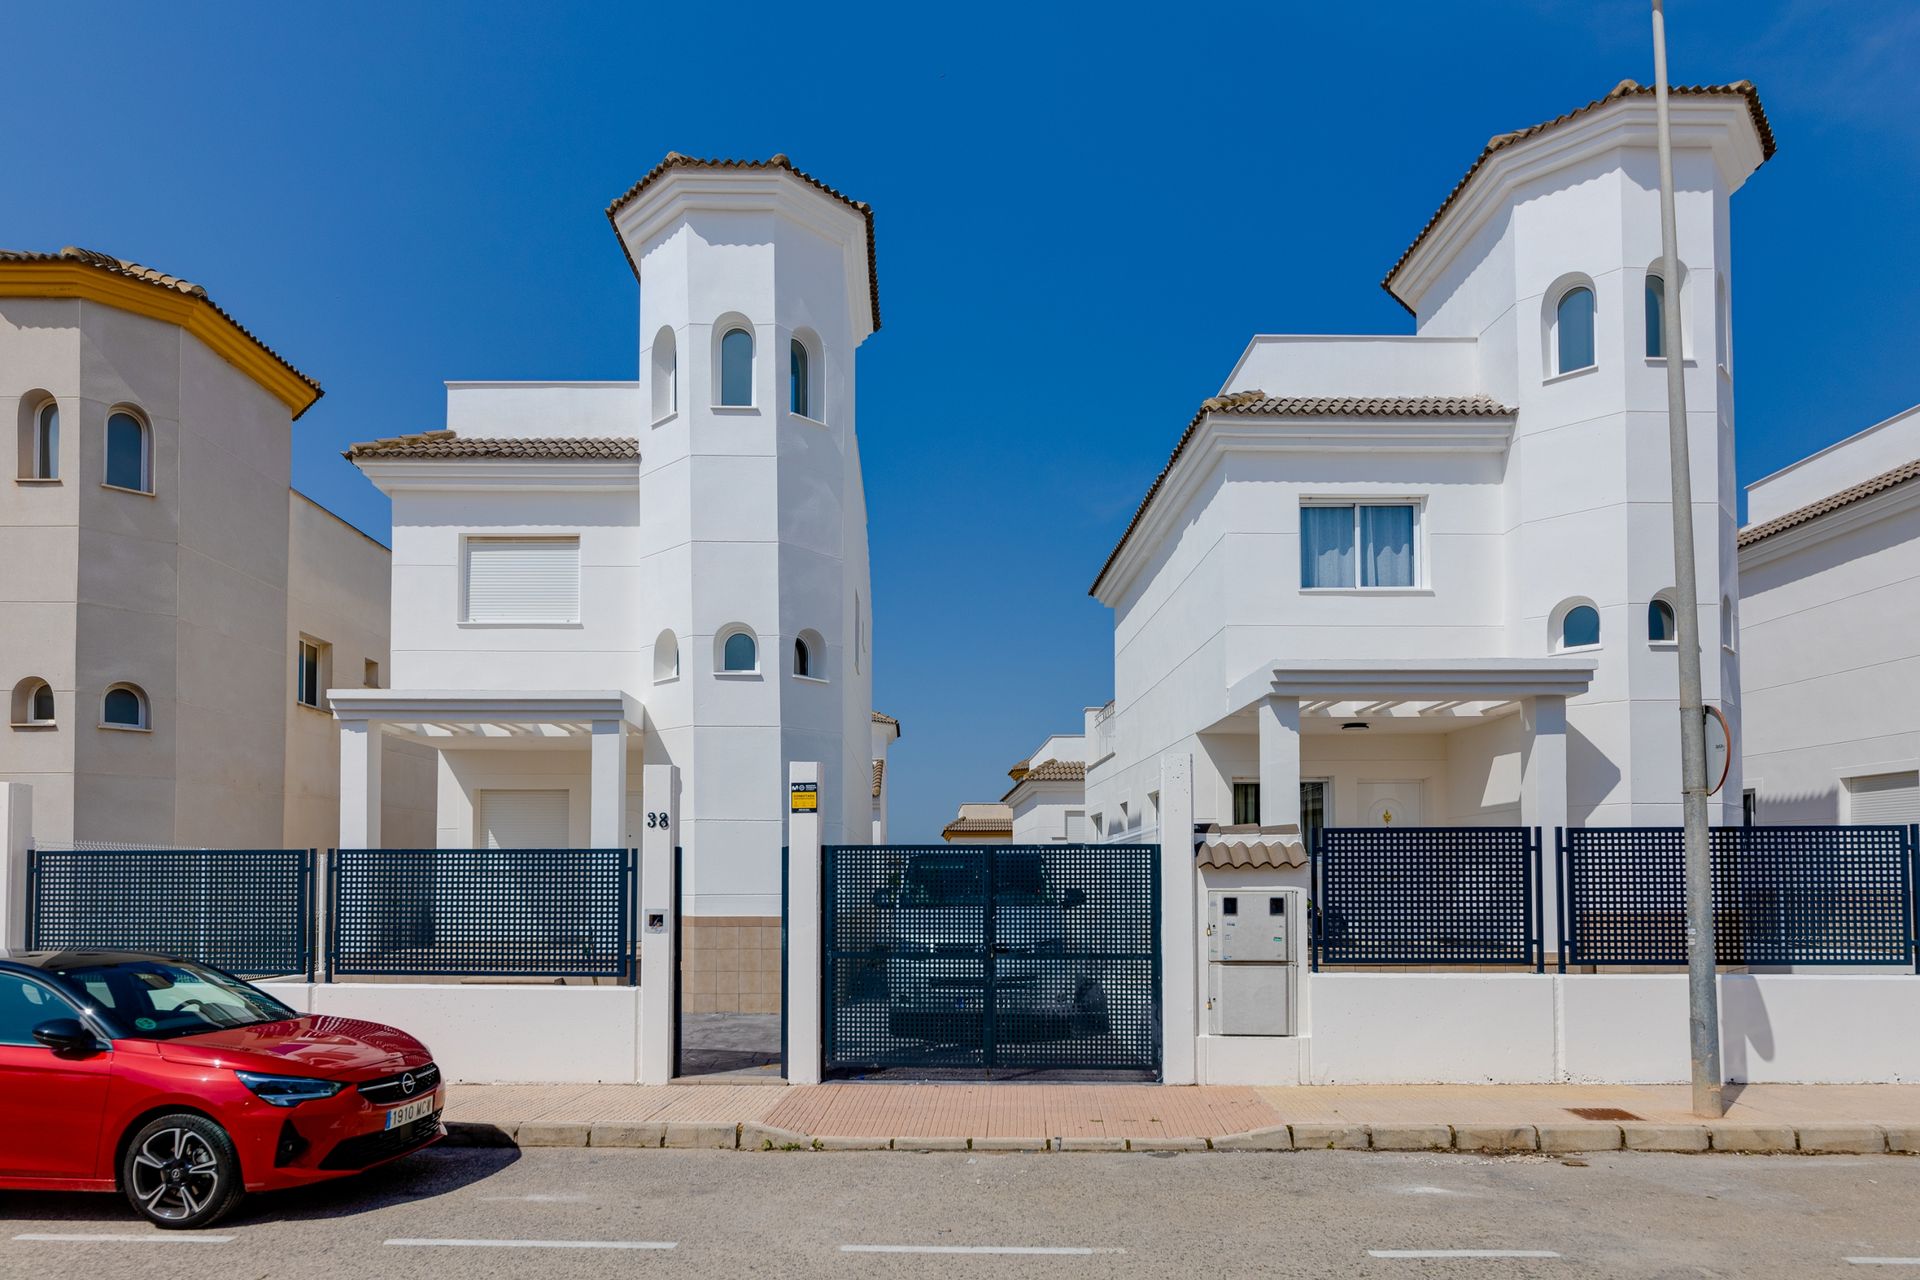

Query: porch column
<box><xmin>0</xmin><ymin>782</ymin><xmax>31</xmax><ymax>950</ymax></box>
<box><xmin>339</xmin><ymin>719</ymin><xmax>382</xmax><ymax>849</ymax></box>
<box><xmin>1257</xmin><ymin>695</ymin><xmax>1302</xmax><ymax>828</ymax></box>
<box><xmin>1522</xmin><ymin>695</ymin><xmax>1569</xmax><ymax>934</ymax></box>
<box><xmin>590</xmin><ymin>720</ymin><xmax>629</xmax><ymax>848</ymax></box>
<box><xmin>638</xmin><ymin>763</ymin><xmax>678</xmax><ymax>1084</ymax></box>
<box><xmin>1157</xmin><ymin>753</ymin><xmax>1198</xmax><ymax>1085</ymax></box>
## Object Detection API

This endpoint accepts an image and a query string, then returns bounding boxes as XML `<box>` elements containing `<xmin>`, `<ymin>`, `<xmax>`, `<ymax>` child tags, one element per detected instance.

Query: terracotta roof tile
<box><xmin>1090</xmin><ymin>391</ymin><xmax>1516</xmax><ymax>596</ymax></box>
<box><xmin>0</xmin><ymin>246</ymin><xmax>323</xmax><ymax>413</ymax></box>
<box><xmin>1000</xmin><ymin>758</ymin><xmax>1087</xmax><ymax>802</ymax></box>
<box><xmin>871</xmin><ymin>710</ymin><xmax>901</xmax><ymax>735</ymax></box>
<box><xmin>1382</xmin><ymin>81</ymin><xmax>1775</xmax><ymax>312</ymax></box>
<box><xmin>604</xmin><ymin>153</ymin><xmax>881</xmax><ymax>332</ymax></box>
<box><xmin>871</xmin><ymin>759</ymin><xmax>886</xmax><ymax>799</ymax></box>
<box><xmin>1738</xmin><ymin>458</ymin><xmax>1920</xmax><ymax>547</ymax></box>
<box><xmin>941</xmin><ymin>816</ymin><xmax>1013</xmax><ymax>838</ymax></box>
<box><xmin>344</xmin><ymin>431</ymin><xmax>640</xmax><ymax>461</ymax></box>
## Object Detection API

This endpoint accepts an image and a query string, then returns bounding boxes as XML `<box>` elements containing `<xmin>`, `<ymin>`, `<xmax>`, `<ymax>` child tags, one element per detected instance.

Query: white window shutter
<box><xmin>465</xmin><ymin>538</ymin><xmax>580</xmax><ymax>623</ymax></box>
<box><xmin>1847</xmin><ymin>772</ymin><xmax>1920</xmax><ymax>824</ymax></box>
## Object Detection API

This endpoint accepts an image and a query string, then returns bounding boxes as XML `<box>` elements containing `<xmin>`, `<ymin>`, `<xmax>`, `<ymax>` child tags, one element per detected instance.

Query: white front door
<box><xmin>1357</xmin><ymin>780</ymin><xmax>1423</xmax><ymax>828</ymax></box>
<box><xmin>474</xmin><ymin>789</ymin><xmax>570</xmax><ymax>848</ymax></box>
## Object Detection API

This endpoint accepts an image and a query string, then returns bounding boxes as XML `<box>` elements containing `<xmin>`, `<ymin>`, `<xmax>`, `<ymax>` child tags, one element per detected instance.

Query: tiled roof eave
<box><xmin>1738</xmin><ymin>458</ymin><xmax>1920</xmax><ymax>547</ymax></box>
<box><xmin>344</xmin><ymin>431</ymin><xmax>641</xmax><ymax>461</ymax></box>
<box><xmin>1381</xmin><ymin>81</ymin><xmax>1776</xmax><ymax>313</ymax></box>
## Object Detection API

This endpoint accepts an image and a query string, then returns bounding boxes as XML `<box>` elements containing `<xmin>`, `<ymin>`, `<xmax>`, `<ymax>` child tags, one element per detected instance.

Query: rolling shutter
<box><xmin>474</xmin><ymin>789</ymin><xmax>571</xmax><ymax>849</ymax></box>
<box><xmin>1847</xmin><ymin>772</ymin><xmax>1920</xmax><ymax>824</ymax></box>
<box><xmin>464</xmin><ymin>538</ymin><xmax>580</xmax><ymax>623</ymax></box>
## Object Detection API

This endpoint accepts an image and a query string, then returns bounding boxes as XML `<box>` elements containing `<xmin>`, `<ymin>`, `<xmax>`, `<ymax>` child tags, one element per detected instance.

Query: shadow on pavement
<box><xmin>1</xmin><ymin>1144</ymin><xmax>520</xmax><ymax>1228</ymax></box>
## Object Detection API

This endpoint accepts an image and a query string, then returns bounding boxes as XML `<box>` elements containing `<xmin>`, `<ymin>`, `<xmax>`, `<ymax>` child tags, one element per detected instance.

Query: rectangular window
<box><xmin>296</xmin><ymin>639</ymin><xmax>325</xmax><ymax>709</ymax></box>
<box><xmin>363</xmin><ymin>659</ymin><xmax>381</xmax><ymax>689</ymax></box>
<box><xmin>1064</xmin><ymin>810</ymin><xmax>1088</xmax><ymax>842</ymax></box>
<box><xmin>1232</xmin><ymin>781</ymin><xmax>1261</xmax><ymax>825</ymax></box>
<box><xmin>1742</xmin><ymin>788</ymin><xmax>1758</xmax><ymax>827</ymax></box>
<box><xmin>463</xmin><ymin>537</ymin><xmax>581</xmax><ymax>624</ymax></box>
<box><xmin>1844</xmin><ymin>772</ymin><xmax>1919</xmax><ymax>824</ymax></box>
<box><xmin>1301</xmin><ymin>503</ymin><xmax>1417</xmax><ymax>589</ymax></box>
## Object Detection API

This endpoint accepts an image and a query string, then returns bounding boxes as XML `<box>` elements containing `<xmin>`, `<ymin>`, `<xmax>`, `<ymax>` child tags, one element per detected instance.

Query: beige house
<box><xmin>1</xmin><ymin>246</ymin><xmax>427</xmax><ymax>849</ymax></box>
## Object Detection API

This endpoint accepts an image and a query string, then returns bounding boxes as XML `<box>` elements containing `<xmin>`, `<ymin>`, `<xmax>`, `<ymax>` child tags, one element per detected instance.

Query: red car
<box><xmin>0</xmin><ymin>949</ymin><xmax>442</xmax><ymax>1229</ymax></box>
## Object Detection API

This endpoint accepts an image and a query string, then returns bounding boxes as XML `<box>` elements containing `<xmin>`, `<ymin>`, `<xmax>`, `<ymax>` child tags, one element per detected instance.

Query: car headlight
<box><xmin>235</xmin><ymin>1071</ymin><xmax>346</xmax><ymax>1107</ymax></box>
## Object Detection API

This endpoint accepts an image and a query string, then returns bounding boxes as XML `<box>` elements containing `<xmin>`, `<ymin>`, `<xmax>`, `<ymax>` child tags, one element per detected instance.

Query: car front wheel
<box><xmin>120</xmin><ymin>1113</ymin><xmax>245</xmax><ymax>1229</ymax></box>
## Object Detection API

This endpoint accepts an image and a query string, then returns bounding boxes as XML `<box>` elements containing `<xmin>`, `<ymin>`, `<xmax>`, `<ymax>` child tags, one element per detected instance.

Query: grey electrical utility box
<box><xmin>1206</xmin><ymin>889</ymin><xmax>1297</xmax><ymax>1036</ymax></box>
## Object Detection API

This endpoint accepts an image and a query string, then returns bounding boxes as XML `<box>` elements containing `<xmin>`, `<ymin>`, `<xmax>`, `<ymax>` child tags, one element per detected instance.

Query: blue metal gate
<box><xmin>822</xmin><ymin>844</ymin><xmax>1160</xmax><ymax>1075</ymax></box>
<box><xmin>1313</xmin><ymin>827</ymin><xmax>1543</xmax><ymax>969</ymax></box>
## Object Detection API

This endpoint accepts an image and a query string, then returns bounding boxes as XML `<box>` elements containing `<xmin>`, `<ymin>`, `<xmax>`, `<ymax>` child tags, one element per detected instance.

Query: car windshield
<box><xmin>51</xmin><ymin>958</ymin><xmax>297</xmax><ymax>1041</ymax></box>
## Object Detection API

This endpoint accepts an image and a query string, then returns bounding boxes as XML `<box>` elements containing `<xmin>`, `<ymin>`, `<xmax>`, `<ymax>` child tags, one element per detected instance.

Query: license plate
<box><xmin>384</xmin><ymin>1091</ymin><xmax>440</xmax><ymax>1130</ymax></box>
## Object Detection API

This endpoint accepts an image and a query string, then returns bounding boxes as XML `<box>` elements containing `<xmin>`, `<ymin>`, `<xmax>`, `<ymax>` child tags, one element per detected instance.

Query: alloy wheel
<box><xmin>127</xmin><ymin>1127</ymin><xmax>221</xmax><ymax>1222</ymax></box>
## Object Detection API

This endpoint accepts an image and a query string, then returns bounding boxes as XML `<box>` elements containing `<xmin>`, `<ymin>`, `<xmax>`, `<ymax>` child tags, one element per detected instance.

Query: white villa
<box><xmin>1083</xmin><ymin>80</ymin><xmax>1771</xmax><ymax>863</ymax></box>
<box><xmin>330</xmin><ymin>155</ymin><xmax>890</xmax><ymax>1014</ymax></box>
<box><xmin>1739</xmin><ymin>404</ymin><xmax>1920</xmax><ymax>827</ymax></box>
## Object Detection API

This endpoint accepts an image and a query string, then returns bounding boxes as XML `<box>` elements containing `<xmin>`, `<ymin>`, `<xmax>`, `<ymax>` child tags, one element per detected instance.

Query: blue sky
<box><xmin>4</xmin><ymin>1</ymin><xmax>1915</xmax><ymax>840</ymax></box>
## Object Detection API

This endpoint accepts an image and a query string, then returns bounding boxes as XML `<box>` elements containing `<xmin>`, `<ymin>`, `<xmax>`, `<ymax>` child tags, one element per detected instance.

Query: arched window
<box><xmin>720</xmin><ymin>628</ymin><xmax>758</xmax><ymax>673</ymax></box>
<box><xmin>1648</xmin><ymin>597</ymin><xmax>1677</xmax><ymax>644</ymax></box>
<box><xmin>793</xmin><ymin>636</ymin><xmax>811</xmax><ymax>677</ymax></box>
<box><xmin>790</xmin><ymin>339</ymin><xmax>811</xmax><ymax>417</ymax></box>
<box><xmin>105</xmin><ymin>410</ymin><xmax>151</xmax><ymax>492</ymax></box>
<box><xmin>1715</xmin><ymin>274</ymin><xmax>1730</xmax><ymax>370</ymax></box>
<box><xmin>793</xmin><ymin>629</ymin><xmax>826</xmax><ymax>680</ymax></box>
<box><xmin>1557</xmin><ymin>603</ymin><xmax>1601</xmax><ymax>651</ymax></box>
<box><xmin>1721</xmin><ymin>595</ymin><xmax>1736</xmax><ymax>650</ymax></box>
<box><xmin>1645</xmin><ymin>275</ymin><xmax>1666</xmax><ymax>359</ymax></box>
<box><xmin>11</xmin><ymin>678</ymin><xmax>55</xmax><ymax>727</ymax></box>
<box><xmin>719</xmin><ymin>328</ymin><xmax>754</xmax><ymax>407</ymax></box>
<box><xmin>653</xmin><ymin>629</ymin><xmax>679</xmax><ymax>682</ymax></box>
<box><xmin>32</xmin><ymin>401</ymin><xmax>59</xmax><ymax>479</ymax></box>
<box><xmin>1555</xmin><ymin>287</ymin><xmax>1595</xmax><ymax>374</ymax></box>
<box><xmin>650</xmin><ymin>326</ymin><xmax>677</xmax><ymax>421</ymax></box>
<box><xmin>101</xmin><ymin>683</ymin><xmax>149</xmax><ymax>730</ymax></box>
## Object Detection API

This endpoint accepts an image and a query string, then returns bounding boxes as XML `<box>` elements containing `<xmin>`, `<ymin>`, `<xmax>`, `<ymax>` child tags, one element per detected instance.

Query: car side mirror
<box><xmin>1060</xmin><ymin>888</ymin><xmax>1087</xmax><ymax>909</ymax></box>
<box><xmin>32</xmin><ymin>1017</ymin><xmax>101</xmax><ymax>1057</ymax></box>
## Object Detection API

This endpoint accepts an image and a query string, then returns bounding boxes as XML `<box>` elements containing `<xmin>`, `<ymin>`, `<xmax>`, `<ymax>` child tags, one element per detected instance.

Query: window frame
<box><xmin>10</xmin><ymin>678</ymin><xmax>57</xmax><ymax>729</ymax></box>
<box><xmin>1647</xmin><ymin>596</ymin><xmax>1678</xmax><ymax>647</ymax></box>
<box><xmin>718</xmin><ymin>326</ymin><xmax>755</xmax><ymax>408</ymax></box>
<box><xmin>100</xmin><ymin>683</ymin><xmax>150</xmax><ymax>732</ymax></box>
<box><xmin>102</xmin><ymin>407</ymin><xmax>153</xmax><ymax>495</ymax></box>
<box><xmin>1298</xmin><ymin>497</ymin><xmax>1427</xmax><ymax>593</ymax></box>
<box><xmin>30</xmin><ymin>399</ymin><xmax>60</xmax><ymax>481</ymax></box>
<box><xmin>789</xmin><ymin>338</ymin><xmax>811</xmax><ymax>418</ymax></box>
<box><xmin>1554</xmin><ymin>601</ymin><xmax>1603</xmax><ymax>654</ymax></box>
<box><xmin>296</xmin><ymin>638</ymin><xmax>327</xmax><ymax>710</ymax></box>
<box><xmin>1553</xmin><ymin>284</ymin><xmax>1597</xmax><ymax>376</ymax></box>
<box><xmin>716</xmin><ymin>626</ymin><xmax>760</xmax><ymax>676</ymax></box>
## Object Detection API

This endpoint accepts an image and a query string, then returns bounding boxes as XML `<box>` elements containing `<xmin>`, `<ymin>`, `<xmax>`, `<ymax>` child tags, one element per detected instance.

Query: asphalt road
<box><xmin>5</xmin><ymin>1146</ymin><xmax>1920</xmax><ymax>1277</ymax></box>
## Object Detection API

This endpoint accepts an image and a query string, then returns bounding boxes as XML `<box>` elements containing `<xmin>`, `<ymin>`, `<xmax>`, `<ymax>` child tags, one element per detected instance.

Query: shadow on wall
<box><xmin>1745</xmin><ymin>785</ymin><xmax>1840</xmax><ymax>825</ymax></box>
<box><xmin>1565</xmin><ymin>722</ymin><xmax>1622</xmax><ymax>817</ymax></box>
<box><xmin>1720</xmin><ymin>976</ymin><xmax>1777</xmax><ymax>1082</ymax></box>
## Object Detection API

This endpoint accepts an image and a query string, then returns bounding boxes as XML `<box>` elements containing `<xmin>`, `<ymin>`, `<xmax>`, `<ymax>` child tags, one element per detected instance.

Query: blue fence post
<box><xmin>1308</xmin><ymin>828</ymin><xmax>1321</xmax><ymax>974</ymax></box>
<box><xmin>1555</xmin><ymin>827</ymin><xmax>1568</xmax><ymax>975</ymax></box>
<box><xmin>1531</xmin><ymin>827</ymin><xmax>1544</xmax><ymax>975</ymax></box>
<box><xmin>23</xmin><ymin>847</ymin><xmax>38</xmax><ymax>951</ymax></box>
<box><xmin>1908</xmin><ymin>824</ymin><xmax>1918</xmax><ymax>976</ymax></box>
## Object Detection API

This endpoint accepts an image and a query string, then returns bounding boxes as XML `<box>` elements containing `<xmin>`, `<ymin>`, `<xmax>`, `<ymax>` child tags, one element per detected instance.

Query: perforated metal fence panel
<box><xmin>27</xmin><ymin>848</ymin><xmax>314</xmax><ymax>977</ymax></box>
<box><xmin>1560</xmin><ymin>825</ymin><xmax>1917</xmax><ymax>967</ymax></box>
<box><xmin>328</xmin><ymin>848</ymin><xmax>634</xmax><ymax>980</ymax></box>
<box><xmin>1313</xmin><ymin>827</ymin><xmax>1542</xmax><ymax>968</ymax></box>
<box><xmin>822</xmin><ymin>844</ymin><xmax>1160</xmax><ymax>1075</ymax></box>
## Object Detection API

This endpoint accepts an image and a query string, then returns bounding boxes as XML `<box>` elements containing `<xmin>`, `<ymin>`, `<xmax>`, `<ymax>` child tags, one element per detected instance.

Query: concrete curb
<box><xmin>441</xmin><ymin>1119</ymin><xmax>1920</xmax><ymax>1156</ymax></box>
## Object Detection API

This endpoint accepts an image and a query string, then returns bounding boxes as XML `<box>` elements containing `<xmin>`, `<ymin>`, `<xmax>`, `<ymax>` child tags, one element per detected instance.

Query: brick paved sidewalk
<box><xmin>441</xmin><ymin>1081</ymin><xmax>1920</xmax><ymax>1154</ymax></box>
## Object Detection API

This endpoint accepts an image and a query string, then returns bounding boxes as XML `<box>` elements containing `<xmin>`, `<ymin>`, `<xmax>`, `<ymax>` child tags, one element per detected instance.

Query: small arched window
<box><xmin>721</xmin><ymin>629</ymin><xmax>758</xmax><ymax>673</ymax></box>
<box><xmin>651</xmin><ymin>326</ymin><xmax>677</xmax><ymax>421</ymax></box>
<box><xmin>1648</xmin><ymin>597</ymin><xmax>1677</xmax><ymax>644</ymax></box>
<box><xmin>1721</xmin><ymin>595</ymin><xmax>1736</xmax><ymax>650</ymax></box>
<box><xmin>105</xmin><ymin>410</ymin><xmax>151</xmax><ymax>492</ymax></box>
<box><xmin>1556</xmin><ymin>287</ymin><xmax>1596</xmax><ymax>374</ymax></box>
<box><xmin>32</xmin><ymin>401</ymin><xmax>59</xmax><ymax>479</ymax></box>
<box><xmin>720</xmin><ymin>328</ymin><xmax>754</xmax><ymax>407</ymax></box>
<box><xmin>1645</xmin><ymin>275</ymin><xmax>1666</xmax><ymax>359</ymax></box>
<box><xmin>794</xmin><ymin>636</ymin><xmax>811</xmax><ymax>677</ymax></box>
<box><xmin>1559</xmin><ymin>603</ymin><xmax>1601</xmax><ymax>651</ymax></box>
<box><xmin>653</xmin><ymin>628</ymin><xmax>679</xmax><ymax>682</ymax></box>
<box><xmin>11</xmin><ymin>678</ymin><xmax>55</xmax><ymax>727</ymax></box>
<box><xmin>1715</xmin><ymin>274</ymin><xmax>1730</xmax><ymax>370</ymax></box>
<box><xmin>102</xmin><ymin>683</ymin><xmax>149</xmax><ymax>730</ymax></box>
<box><xmin>790</xmin><ymin>339</ymin><xmax>810</xmax><ymax>417</ymax></box>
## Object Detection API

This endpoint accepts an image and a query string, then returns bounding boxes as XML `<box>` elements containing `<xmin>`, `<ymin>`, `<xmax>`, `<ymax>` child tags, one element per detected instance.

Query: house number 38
<box><xmin>645</xmin><ymin>812</ymin><xmax>669</xmax><ymax>828</ymax></box>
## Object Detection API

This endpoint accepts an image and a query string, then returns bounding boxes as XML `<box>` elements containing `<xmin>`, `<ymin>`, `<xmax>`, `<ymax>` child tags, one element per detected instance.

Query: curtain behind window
<box><xmin>1359</xmin><ymin>505</ymin><xmax>1415</xmax><ymax>587</ymax></box>
<box><xmin>1300</xmin><ymin>505</ymin><xmax>1354</xmax><ymax>588</ymax></box>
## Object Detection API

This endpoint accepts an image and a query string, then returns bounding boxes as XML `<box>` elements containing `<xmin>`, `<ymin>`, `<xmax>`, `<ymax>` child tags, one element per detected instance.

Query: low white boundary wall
<box><xmin>1230</xmin><ymin>974</ymin><xmax>1920</xmax><ymax>1086</ymax></box>
<box><xmin>262</xmin><ymin>983</ymin><xmax>645</xmax><ymax>1084</ymax></box>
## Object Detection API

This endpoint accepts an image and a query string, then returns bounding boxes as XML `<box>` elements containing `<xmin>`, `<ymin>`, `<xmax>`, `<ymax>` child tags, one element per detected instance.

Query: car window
<box><xmin>52</xmin><ymin>960</ymin><xmax>294</xmax><ymax>1040</ymax></box>
<box><xmin>0</xmin><ymin>974</ymin><xmax>78</xmax><ymax>1047</ymax></box>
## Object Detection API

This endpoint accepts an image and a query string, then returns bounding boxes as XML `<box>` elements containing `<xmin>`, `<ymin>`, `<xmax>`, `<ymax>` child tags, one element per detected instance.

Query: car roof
<box><xmin>0</xmin><ymin>948</ymin><xmax>179</xmax><ymax>970</ymax></box>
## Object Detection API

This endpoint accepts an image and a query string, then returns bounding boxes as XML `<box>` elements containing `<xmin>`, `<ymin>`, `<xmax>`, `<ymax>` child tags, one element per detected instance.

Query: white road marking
<box><xmin>387</xmin><ymin>1238</ymin><xmax>676</xmax><ymax>1250</ymax></box>
<box><xmin>843</xmin><ymin>1245</ymin><xmax>1126</xmax><ymax>1256</ymax></box>
<box><xmin>1846</xmin><ymin>1261</ymin><xmax>1920</xmax><ymax>1267</ymax></box>
<box><xmin>1370</xmin><ymin>1250</ymin><xmax>1562</xmax><ymax>1259</ymax></box>
<box><xmin>13</xmin><ymin>1233</ymin><xmax>234</xmax><ymax>1245</ymax></box>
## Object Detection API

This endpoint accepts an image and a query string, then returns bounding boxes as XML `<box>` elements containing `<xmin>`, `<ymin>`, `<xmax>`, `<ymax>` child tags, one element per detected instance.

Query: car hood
<box><xmin>154</xmin><ymin>1015</ymin><xmax>431</xmax><ymax>1077</ymax></box>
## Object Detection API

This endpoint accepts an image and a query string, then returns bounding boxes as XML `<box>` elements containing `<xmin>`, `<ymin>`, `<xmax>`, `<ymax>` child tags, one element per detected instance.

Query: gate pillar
<box><xmin>1158</xmin><ymin>754</ymin><xmax>1198</xmax><ymax>1084</ymax></box>
<box><xmin>639</xmin><ymin>764</ymin><xmax>679</xmax><ymax>1084</ymax></box>
<box><xmin>0</xmin><ymin>782</ymin><xmax>30</xmax><ymax>950</ymax></box>
<box><xmin>785</xmin><ymin>761</ymin><xmax>824</xmax><ymax>1084</ymax></box>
